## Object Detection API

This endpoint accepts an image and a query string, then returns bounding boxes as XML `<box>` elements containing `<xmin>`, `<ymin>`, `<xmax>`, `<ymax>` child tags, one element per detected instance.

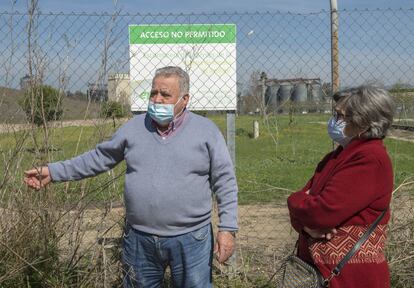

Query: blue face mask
<box><xmin>147</xmin><ymin>97</ymin><xmax>184</xmax><ymax>126</ymax></box>
<box><xmin>327</xmin><ymin>117</ymin><xmax>351</xmax><ymax>147</ymax></box>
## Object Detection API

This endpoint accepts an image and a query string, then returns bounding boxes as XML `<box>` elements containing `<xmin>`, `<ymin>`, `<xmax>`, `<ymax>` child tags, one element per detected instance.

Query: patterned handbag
<box><xmin>274</xmin><ymin>210</ymin><xmax>387</xmax><ymax>288</ymax></box>
<box><xmin>277</xmin><ymin>254</ymin><xmax>326</xmax><ymax>288</ymax></box>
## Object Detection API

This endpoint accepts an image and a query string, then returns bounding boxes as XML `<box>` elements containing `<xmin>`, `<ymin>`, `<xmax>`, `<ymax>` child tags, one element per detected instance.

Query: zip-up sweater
<box><xmin>48</xmin><ymin>112</ymin><xmax>238</xmax><ymax>236</ymax></box>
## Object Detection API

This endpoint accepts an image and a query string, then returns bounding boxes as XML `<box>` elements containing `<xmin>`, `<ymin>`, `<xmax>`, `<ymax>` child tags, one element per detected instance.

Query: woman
<box><xmin>287</xmin><ymin>86</ymin><xmax>395</xmax><ymax>288</ymax></box>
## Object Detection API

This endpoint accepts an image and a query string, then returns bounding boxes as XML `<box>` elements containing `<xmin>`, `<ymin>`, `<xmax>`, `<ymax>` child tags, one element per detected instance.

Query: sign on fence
<box><xmin>129</xmin><ymin>24</ymin><xmax>237</xmax><ymax>111</ymax></box>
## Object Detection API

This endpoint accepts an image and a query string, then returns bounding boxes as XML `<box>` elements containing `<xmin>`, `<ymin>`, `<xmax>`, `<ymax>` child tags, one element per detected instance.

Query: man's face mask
<box><xmin>327</xmin><ymin>117</ymin><xmax>352</xmax><ymax>147</ymax></box>
<box><xmin>147</xmin><ymin>96</ymin><xmax>184</xmax><ymax>126</ymax></box>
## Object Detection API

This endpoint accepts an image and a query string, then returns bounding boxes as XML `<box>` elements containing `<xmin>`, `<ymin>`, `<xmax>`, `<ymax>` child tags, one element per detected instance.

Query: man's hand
<box><xmin>304</xmin><ymin>226</ymin><xmax>337</xmax><ymax>240</ymax></box>
<box><xmin>24</xmin><ymin>166</ymin><xmax>52</xmax><ymax>190</ymax></box>
<box><xmin>214</xmin><ymin>231</ymin><xmax>236</xmax><ymax>264</ymax></box>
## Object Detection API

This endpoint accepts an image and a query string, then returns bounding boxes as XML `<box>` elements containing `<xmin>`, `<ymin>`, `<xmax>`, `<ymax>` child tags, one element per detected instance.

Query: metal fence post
<box><xmin>226</xmin><ymin>110</ymin><xmax>237</xmax><ymax>275</ymax></box>
<box><xmin>226</xmin><ymin>111</ymin><xmax>236</xmax><ymax>166</ymax></box>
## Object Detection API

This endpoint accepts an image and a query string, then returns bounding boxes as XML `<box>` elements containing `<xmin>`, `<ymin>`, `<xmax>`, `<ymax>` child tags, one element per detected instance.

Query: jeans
<box><xmin>122</xmin><ymin>223</ymin><xmax>213</xmax><ymax>288</ymax></box>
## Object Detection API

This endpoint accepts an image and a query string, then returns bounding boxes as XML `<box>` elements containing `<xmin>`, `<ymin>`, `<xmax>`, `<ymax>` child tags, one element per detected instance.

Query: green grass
<box><xmin>234</xmin><ymin>114</ymin><xmax>332</xmax><ymax>204</ymax></box>
<box><xmin>1</xmin><ymin>114</ymin><xmax>413</xmax><ymax>206</ymax></box>
<box><xmin>0</xmin><ymin>121</ymin><xmax>126</xmax><ymax>205</ymax></box>
<box><xmin>212</xmin><ymin>114</ymin><xmax>414</xmax><ymax>204</ymax></box>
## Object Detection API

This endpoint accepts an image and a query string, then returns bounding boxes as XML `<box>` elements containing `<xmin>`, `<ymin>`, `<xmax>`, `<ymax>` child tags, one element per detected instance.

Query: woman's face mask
<box><xmin>327</xmin><ymin>117</ymin><xmax>352</xmax><ymax>147</ymax></box>
<box><xmin>147</xmin><ymin>96</ymin><xmax>184</xmax><ymax>126</ymax></box>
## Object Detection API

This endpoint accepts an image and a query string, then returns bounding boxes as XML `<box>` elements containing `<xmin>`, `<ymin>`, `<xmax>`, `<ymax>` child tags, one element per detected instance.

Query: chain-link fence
<box><xmin>2</xmin><ymin>9</ymin><xmax>414</xmax><ymax>117</ymax></box>
<box><xmin>0</xmin><ymin>7</ymin><xmax>413</xmax><ymax>287</ymax></box>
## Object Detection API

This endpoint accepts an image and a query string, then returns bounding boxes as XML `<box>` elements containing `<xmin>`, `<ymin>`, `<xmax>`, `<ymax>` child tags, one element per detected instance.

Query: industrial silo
<box><xmin>277</xmin><ymin>83</ymin><xmax>292</xmax><ymax>113</ymax></box>
<box><xmin>311</xmin><ymin>83</ymin><xmax>322</xmax><ymax>102</ymax></box>
<box><xmin>266</xmin><ymin>84</ymin><xmax>279</xmax><ymax>112</ymax></box>
<box><xmin>292</xmin><ymin>83</ymin><xmax>307</xmax><ymax>102</ymax></box>
<box><xmin>277</xmin><ymin>83</ymin><xmax>292</xmax><ymax>103</ymax></box>
<box><xmin>310</xmin><ymin>83</ymin><xmax>324</xmax><ymax>112</ymax></box>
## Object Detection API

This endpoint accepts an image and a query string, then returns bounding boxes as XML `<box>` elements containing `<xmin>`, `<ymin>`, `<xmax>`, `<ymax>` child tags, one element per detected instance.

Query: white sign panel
<box><xmin>129</xmin><ymin>24</ymin><xmax>237</xmax><ymax>111</ymax></box>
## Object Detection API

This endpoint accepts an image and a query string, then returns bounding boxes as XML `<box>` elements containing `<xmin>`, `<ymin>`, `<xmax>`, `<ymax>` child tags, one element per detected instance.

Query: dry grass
<box><xmin>0</xmin><ymin>186</ymin><xmax>124</xmax><ymax>287</ymax></box>
<box><xmin>388</xmin><ymin>186</ymin><xmax>414</xmax><ymax>287</ymax></box>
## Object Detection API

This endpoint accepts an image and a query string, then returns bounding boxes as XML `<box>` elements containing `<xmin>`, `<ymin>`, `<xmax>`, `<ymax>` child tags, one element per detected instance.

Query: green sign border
<box><xmin>129</xmin><ymin>24</ymin><xmax>236</xmax><ymax>44</ymax></box>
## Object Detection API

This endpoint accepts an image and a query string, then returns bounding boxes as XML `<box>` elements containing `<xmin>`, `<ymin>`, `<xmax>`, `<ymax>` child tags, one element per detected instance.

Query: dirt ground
<box><xmin>1</xmin><ymin>190</ymin><xmax>411</xmax><ymax>280</ymax></box>
<box><xmin>55</xmin><ymin>192</ymin><xmax>412</xmax><ymax>273</ymax></box>
<box><xmin>51</xmin><ymin>202</ymin><xmax>297</xmax><ymax>275</ymax></box>
<box><xmin>57</xmin><ymin>203</ymin><xmax>296</xmax><ymax>253</ymax></box>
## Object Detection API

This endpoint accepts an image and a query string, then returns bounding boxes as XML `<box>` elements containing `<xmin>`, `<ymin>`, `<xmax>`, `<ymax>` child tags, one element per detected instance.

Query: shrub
<box><xmin>100</xmin><ymin>101</ymin><xmax>127</xmax><ymax>127</ymax></box>
<box><xmin>100</xmin><ymin>101</ymin><xmax>126</xmax><ymax>119</ymax></box>
<box><xmin>20</xmin><ymin>85</ymin><xmax>63</xmax><ymax>126</ymax></box>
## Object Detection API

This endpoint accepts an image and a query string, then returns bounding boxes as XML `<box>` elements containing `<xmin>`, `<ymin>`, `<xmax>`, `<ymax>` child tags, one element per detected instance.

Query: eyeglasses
<box><xmin>333</xmin><ymin>110</ymin><xmax>346</xmax><ymax>121</ymax></box>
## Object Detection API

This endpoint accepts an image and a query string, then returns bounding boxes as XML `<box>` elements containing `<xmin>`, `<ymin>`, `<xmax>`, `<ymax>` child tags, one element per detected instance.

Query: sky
<box><xmin>1</xmin><ymin>0</ymin><xmax>414</xmax><ymax>95</ymax></box>
<box><xmin>1</xmin><ymin>0</ymin><xmax>414</xmax><ymax>14</ymax></box>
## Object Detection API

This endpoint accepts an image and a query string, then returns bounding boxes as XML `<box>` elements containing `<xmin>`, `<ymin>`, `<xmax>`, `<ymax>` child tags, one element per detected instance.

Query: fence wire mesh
<box><xmin>0</xmin><ymin>7</ymin><xmax>413</xmax><ymax>287</ymax></box>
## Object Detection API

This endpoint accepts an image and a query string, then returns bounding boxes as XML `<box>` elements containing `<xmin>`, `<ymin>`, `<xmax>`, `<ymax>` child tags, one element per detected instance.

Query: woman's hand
<box><xmin>304</xmin><ymin>226</ymin><xmax>337</xmax><ymax>240</ymax></box>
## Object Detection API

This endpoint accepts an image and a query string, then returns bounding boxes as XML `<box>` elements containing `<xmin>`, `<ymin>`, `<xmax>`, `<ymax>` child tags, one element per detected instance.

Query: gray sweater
<box><xmin>48</xmin><ymin>112</ymin><xmax>238</xmax><ymax>236</ymax></box>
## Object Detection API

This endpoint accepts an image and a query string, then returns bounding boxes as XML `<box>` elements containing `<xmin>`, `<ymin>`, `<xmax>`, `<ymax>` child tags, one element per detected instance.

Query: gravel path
<box><xmin>0</xmin><ymin>118</ymin><xmax>129</xmax><ymax>134</ymax></box>
<box><xmin>2</xmin><ymin>119</ymin><xmax>413</xmax><ymax>143</ymax></box>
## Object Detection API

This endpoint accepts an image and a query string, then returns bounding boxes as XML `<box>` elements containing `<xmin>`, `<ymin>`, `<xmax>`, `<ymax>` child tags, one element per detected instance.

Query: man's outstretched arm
<box><xmin>23</xmin><ymin>126</ymin><xmax>126</xmax><ymax>189</ymax></box>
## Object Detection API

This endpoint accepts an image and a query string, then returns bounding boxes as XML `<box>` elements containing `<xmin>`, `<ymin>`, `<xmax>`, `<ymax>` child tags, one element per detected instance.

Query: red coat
<box><xmin>287</xmin><ymin>138</ymin><xmax>393</xmax><ymax>288</ymax></box>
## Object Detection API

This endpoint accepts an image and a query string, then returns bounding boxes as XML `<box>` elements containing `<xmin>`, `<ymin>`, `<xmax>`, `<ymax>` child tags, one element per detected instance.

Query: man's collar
<box><xmin>152</xmin><ymin>108</ymin><xmax>188</xmax><ymax>135</ymax></box>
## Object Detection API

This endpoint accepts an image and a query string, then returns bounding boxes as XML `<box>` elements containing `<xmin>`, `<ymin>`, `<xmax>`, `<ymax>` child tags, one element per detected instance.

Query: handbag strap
<box><xmin>323</xmin><ymin>209</ymin><xmax>388</xmax><ymax>285</ymax></box>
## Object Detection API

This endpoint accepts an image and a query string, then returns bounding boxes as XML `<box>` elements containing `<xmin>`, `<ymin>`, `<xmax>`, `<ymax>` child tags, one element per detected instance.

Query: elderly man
<box><xmin>24</xmin><ymin>66</ymin><xmax>238</xmax><ymax>287</ymax></box>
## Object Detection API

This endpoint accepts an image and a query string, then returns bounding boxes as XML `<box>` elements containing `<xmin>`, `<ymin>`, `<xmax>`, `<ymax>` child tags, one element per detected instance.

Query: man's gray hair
<box><xmin>153</xmin><ymin>66</ymin><xmax>190</xmax><ymax>96</ymax></box>
<box><xmin>333</xmin><ymin>86</ymin><xmax>395</xmax><ymax>139</ymax></box>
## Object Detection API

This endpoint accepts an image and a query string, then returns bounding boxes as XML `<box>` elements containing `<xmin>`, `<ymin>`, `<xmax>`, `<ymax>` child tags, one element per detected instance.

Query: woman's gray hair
<box><xmin>334</xmin><ymin>86</ymin><xmax>395</xmax><ymax>139</ymax></box>
<box><xmin>153</xmin><ymin>66</ymin><xmax>190</xmax><ymax>97</ymax></box>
